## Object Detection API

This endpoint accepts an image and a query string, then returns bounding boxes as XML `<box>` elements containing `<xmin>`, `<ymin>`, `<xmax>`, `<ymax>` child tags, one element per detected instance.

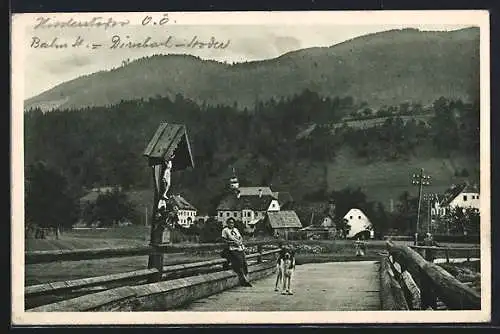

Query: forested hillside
<box><xmin>25</xmin><ymin>91</ymin><xmax>480</xmax><ymax>217</ymax></box>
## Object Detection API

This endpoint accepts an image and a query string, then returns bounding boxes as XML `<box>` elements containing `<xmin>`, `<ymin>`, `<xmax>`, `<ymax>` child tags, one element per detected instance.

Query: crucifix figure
<box><xmin>156</xmin><ymin>157</ymin><xmax>177</xmax><ymax>225</ymax></box>
<box><xmin>161</xmin><ymin>158</ymin><xmax>173</xmax><ymax>200</ymax></box>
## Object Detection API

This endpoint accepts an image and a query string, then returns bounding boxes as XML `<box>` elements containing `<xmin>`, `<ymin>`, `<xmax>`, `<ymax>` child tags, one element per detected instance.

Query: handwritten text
<box><xmin>109</xmin><ymin>35</ymin><xmax>230</xmax><ymax>49</ymax></box>
<box><xmin>29</xmin><ymin>35</ymin><xmax>231</xmax><ymax>51</ymax></box>
<box><xmin>34</xmin><ymin>16</ymin><xmax>131</xmax><ymax>30</ymax></box>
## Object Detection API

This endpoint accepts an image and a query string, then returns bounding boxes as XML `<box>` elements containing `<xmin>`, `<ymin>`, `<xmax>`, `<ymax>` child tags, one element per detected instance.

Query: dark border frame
<box><xmin>9</xmin><ymin>0</ymin><xmax>500</xmax><ymax>330</ymax></box>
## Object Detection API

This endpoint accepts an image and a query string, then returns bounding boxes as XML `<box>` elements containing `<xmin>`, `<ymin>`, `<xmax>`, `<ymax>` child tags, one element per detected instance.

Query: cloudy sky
<box><xmin>22</xmin><ymin>16</ymin><xmax>472</xmax><ymax>99</ymax></box>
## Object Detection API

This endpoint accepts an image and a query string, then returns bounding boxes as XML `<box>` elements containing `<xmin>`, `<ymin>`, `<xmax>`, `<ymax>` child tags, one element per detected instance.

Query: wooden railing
<box><xmin>25</xmin><ymin>240</ymin><xmax>277</xmax><ymax>264</ymax></box>
<box><xmin>409</xmin><ymin>245</ymin><xmax>480</xmax><ymax>263</ymax></box>
<box><xmin>25</xmin><ymin>241</ymin><xmax>281</xmax><ymax>309</ymax></box>
<box><xmin>386</xmin><ymin>241</ymin><xmax>480</xmax><ymax>310</ymax></box>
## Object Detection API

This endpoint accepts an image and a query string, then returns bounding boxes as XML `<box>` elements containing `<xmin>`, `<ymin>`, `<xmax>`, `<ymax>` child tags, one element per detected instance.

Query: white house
<box><xmin>172</xmin><ymin>194</ymin><xmax>197</xmax><ymax>228</ymax></box>
<box><xmin>343</xmin><ymin>208</ymin><xmax>373</xmax><ymax>239</ymax></box>
<box><xmin>215</xmin><ymin>171</ymin><xmax>300</xmax><ymax>236</ymax></box>
<box><xmin>216</xmin><ymin>190</ymin><xmax>281</xmax><ymax>226</ymax></box>
<box><xmin>321</xmin><ymin>216</ymin><xmax>335</xmax><ymax>228</ymax></box>
<box><xmin>432</xmin><ymin>183</ymin><xmax>480</xmax><ymax>217</ymax></box>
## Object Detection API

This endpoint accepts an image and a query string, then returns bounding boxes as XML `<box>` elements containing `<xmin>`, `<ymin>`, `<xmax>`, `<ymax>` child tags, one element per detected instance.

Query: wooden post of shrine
<box><xmin>143</xmin><ymin>123</ymin><xmax>194</xmax><ymax>278</ymax></box>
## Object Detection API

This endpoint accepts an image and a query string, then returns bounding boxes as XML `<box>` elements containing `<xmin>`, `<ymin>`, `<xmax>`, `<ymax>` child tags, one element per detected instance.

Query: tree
<box><xmin>370</xmin><ymin>202</ymin><xmax>390</xmax><ymax>238</ymax></box>
<box><xmin>335</xmin><ymin>218</ymin><xmax>351</xmax><ymax>239</ymax></box>
<box><xmin>198</xmin><ymin>218</ymin><xmax>223</xmax><ymax>243</ymax></box>
<box><xmin>362</xmin><ymin>108</ymin><xmax>373</xmax><ymax>117</ymax></box>
<box><xmin>430</xmin><ymin>97</ymin><xmax>460</xmax><ymax>153</ymax></box>
<box><xmin>82</xmin><ymin>188</ymin><xmax>136</xmax><ymax>227</ymax></box>
<box><xmin>441</xmin><ymin>206</ymin><xmax>480</xmax><ymax>235</ymax></box>
<box><xmin>25</xmin><ymin>161</ymin><xmax>80</xmax><ymax>236</ymax></box>
<box><xmin>394</xmin><ymin>191</ymin><xmax>419</xmax><ymax>234</ymax></box>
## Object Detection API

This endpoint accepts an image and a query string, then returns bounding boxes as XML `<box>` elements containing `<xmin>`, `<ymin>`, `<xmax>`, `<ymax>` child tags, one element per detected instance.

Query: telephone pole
<box><xmin>423</xmin><ymin>193</ymin><xmax>437</xmax><ymax>235</ymax></box>
<box><xmin>411</xmin><ymin>168</ymin><xmax>431</xmax><ymax>245</ymax></box>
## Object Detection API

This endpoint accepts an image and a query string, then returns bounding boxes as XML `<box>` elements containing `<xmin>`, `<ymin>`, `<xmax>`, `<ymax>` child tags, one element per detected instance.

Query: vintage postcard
<box><xmin>11</xmin><ymin>10</ymin><xmax>490</xmax><ymax>325</ymax></box>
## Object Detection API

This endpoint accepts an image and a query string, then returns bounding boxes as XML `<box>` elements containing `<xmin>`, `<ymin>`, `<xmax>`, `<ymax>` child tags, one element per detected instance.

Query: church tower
<box><xmin>229</xmin><ymin>167</ymin><xmax>239</xmax><ymax>191</ymax></box>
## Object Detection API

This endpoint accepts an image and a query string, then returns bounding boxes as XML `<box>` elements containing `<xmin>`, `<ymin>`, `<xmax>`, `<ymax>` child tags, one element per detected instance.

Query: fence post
<box><xmin>420</xmin><ymin>274</ymin><xmax>438</xmax><ymax>310</ymax></box>
<box><xmin>445</xmin><ymin>249</ymin><xmax>450</xmax><ymax>263</ymax></box>
<box><xmin>257</xmin><ymin>244</ymin><xmax>263</xmax><ymax>263</ymax></box>
<box><xmin>466</xmin><ymin>249</ymin><xmax>471</xmax><ymax>262</ymax></box>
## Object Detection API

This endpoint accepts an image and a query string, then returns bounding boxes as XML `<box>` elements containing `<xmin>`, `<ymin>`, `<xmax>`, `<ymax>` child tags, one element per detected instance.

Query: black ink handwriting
<box><xmin>109</xmin><ymin>35</ymin><xmax>230</xmax><ymax>50</ymax></box>
<box><xmin>34</xmin><ymin>16</ymin><xmax>130</xmax><ymax>30</ymax></box>
<box><xmin>141</xmin><ymin>14</ymin><xmax>170</xmax><ymax>26</ymax></box>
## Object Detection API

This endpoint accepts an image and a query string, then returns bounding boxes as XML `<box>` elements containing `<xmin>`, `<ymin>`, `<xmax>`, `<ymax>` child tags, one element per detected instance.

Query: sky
<box><xmin>22</xmin><ymin>19</ymin><xmax>472</xmax><ymax>99</ymax></box>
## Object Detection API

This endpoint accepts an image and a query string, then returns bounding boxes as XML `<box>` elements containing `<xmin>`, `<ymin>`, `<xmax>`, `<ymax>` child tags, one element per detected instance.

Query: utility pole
<box><xmin>411</xmin><ymin>168</ymin><xmax>431</xmax><ymax>245</ymax></box>
<box><xmin>423</xmin><ymin>193</ymin><xmax>437</xmax><ymax>235</ymax></box>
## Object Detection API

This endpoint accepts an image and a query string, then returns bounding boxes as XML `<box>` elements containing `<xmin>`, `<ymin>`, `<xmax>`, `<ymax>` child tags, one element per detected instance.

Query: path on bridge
<box><xmin>178</xmin><ymin>261</ymin><xmax>381</xmax><ymax>311</ymax></box>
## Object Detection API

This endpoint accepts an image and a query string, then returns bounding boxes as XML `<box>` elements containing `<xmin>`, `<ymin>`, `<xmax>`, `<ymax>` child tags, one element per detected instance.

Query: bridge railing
<box><xmin>385</xmin><ymin>241</ymin><xmax>481</xmax><ymax>310</ymax></box>
<box><xmin>409</xmin><ymin>245</ymin><xmax>480</xmax><ymax>263</ymax></box>
<box><xmin>25</xmin><ymin>240</ymin><xmax>281</xmax><ymax>309</ymax></box>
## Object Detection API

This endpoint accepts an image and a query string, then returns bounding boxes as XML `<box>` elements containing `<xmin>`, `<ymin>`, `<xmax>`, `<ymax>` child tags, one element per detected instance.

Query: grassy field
<box><xmin>25</xmin><ymin>226</ymin><xmax>150</xmax><ymax>251</ymax></box>
<box><xmin>326</xmin><ymin>150</ymin><xmax>479</xmax><ymax>208</ymax></box>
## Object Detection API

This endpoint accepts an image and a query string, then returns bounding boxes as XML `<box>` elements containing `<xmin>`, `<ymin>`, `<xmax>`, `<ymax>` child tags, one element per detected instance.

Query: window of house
<box><xmin>219</xmin><ymin>212</ymin><xmax>223</xmax><ymax>217</ymax></box>
<box><xmin>358</xmin><ymin>216</ymin><xmax>361</xmax><ymax>219</ymax></box>
<box><xmin>233</xmin><ymin>212</ymin><xmax>237</xmax><ymax>217</ymax></box>
<box><xmin>350</xmin><ymin>216</ymin><xmax>353</xmax><ymax>219</ymax></box>
<box><xmin>226</xmin><ymin>212</ymin><xmax>230</xmax><ymax>217</ymax></box>
<box><xmin>463</xmin><ymin>195</ymin><xmax>467</xmax><ymax>201</ymax></box>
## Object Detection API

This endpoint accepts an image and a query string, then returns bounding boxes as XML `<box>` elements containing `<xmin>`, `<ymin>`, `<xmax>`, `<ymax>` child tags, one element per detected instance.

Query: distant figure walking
<box><xmin>421</xmin><ymin>233</ymin><xmax>440</xmax><ymax>263</ymax></box>
<box><xmin>221</xmin><ymin>218</ymin><xmax>252</xmax><ymax>287</ymax></box>
<box><xmin>355</xmin><ymin>239</ymin><xmax>366</xmax><ymax>256</ymax></box>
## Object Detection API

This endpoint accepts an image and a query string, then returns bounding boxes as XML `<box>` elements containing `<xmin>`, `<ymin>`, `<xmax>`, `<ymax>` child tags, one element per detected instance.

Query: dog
<box><xmin>275</xmin><ymin>248</ymin><xmax>295</xmax><ymax>295</ymax></box>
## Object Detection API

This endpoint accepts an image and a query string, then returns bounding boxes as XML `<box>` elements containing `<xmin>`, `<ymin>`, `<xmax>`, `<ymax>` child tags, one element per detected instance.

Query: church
<box><xmin>215</xmin><ymin>170</ymin><xmax>301</xmax><ymax>235</ymax></box>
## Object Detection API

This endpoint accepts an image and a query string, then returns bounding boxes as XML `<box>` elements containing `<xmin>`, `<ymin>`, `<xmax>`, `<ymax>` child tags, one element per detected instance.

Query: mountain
<box><xmin>25</xmin><ymin>27</ymin><xmax>479</xmax><ymax>111</ymax></box>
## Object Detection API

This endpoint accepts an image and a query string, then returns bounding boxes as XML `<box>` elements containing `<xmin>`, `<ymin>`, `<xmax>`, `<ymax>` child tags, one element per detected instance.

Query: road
<box><xmin>177</xmin><ymin>261</ymin><xmax>381</xmax><ymax>311</ymax></box>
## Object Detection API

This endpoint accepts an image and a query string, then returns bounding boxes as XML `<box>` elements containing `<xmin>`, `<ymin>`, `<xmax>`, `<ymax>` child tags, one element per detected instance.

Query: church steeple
<box><xmin>229</xmin><ymin>167</ymin><xmax>239</xmax><ymax>191</ymax></box>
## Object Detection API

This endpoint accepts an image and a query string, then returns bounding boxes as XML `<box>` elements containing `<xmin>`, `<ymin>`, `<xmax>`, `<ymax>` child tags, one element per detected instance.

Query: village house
<box><xmin>262</xmin><ymin>211</ymin><xmax>303</xmax><ymax>238</ymax></box>
<box><xmin>431</xmin><ymin>183</ymin><xmax>480</xmax><ymax>218</ymax></box>
<box><xmin>299</xmin><ymin>202</ymin><xmax>341</xmax><ymax>240</ymax></box>
<box><xmin>172</xmin><ymin>194</ymin><xmax>198</xmax><ymax>228</ymax></box>
<box><xmin>215</xmin><ymin>171</ymin><xmax>296</xmax><ymax>234</ymax></box>
<box><xmin>216</xmin><ymin>189</ymin><xmax>280</xmax><ymax>230</ymax></box>
<box><xmin>343</xmin><ymin>208</ymin><xmax>373</xmax><ymax>239</ymax></box>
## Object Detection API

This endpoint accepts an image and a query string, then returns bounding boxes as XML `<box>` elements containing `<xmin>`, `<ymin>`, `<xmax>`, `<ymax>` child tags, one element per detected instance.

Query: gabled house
<box><xmin>343</xmin><ymin>208</ymin><xmax>373</xmax><ymax>239</ymax></box>
<box><xmin>216</xmin><ymin>171</ymin><xmax>298</xmax><ymax>235</ymax></box>
<box><xmin>171</xmin><ymin>194</ymin><xmax>197</xmax><ymax>228</ymax></box>
<box><xmin>320</xmin><ymin>200</ymin><xmax>337</xmax><ymax>229</ymax></box>
<box><xmin>262</xmin><ymin>211</ymin><xmax>303</xmax><ymax>238</ymax></box>
<box><xmin>432</xmin><ymin>182</ymin><xmax>480</xmax><ymax>217</ymax></box>
<box><xmin>216</xmin><ymin>191</ymin><xmax>280</xmax><ymax>226</ymax></box>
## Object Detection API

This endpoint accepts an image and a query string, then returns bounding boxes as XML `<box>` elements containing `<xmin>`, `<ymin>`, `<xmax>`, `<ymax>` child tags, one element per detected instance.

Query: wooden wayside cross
<box><xmin>143</xmin><ymin>123</ymin><xmax>194</xmax><ymax>272</ymax></box>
